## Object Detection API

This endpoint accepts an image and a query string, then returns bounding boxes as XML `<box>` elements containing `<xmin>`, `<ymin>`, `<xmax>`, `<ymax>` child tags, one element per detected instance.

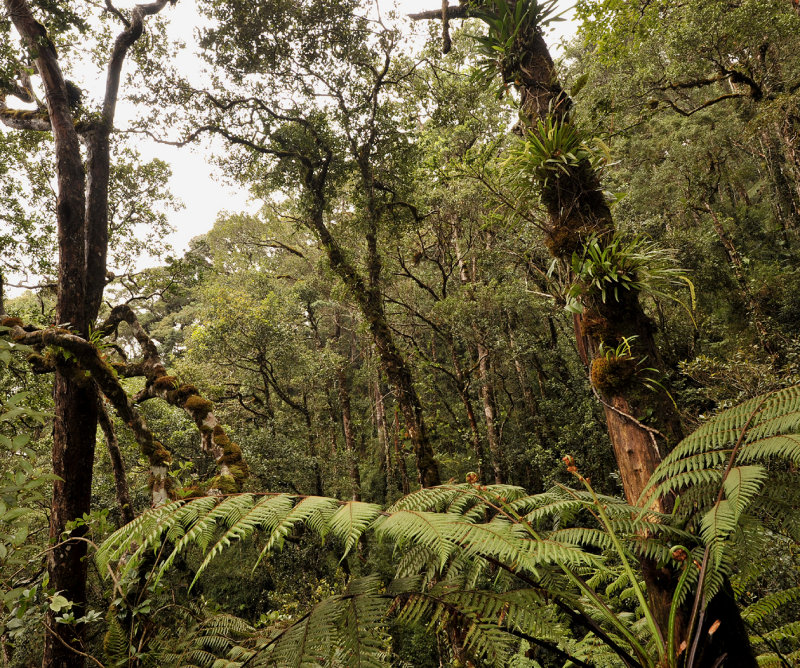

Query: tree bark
<box><xmin>3</xmin><ymin>4</ymin><xmax>95</xmax><ymax>664</ymax></box>
<box><xmin>476</xmin><ymin>340</ymin><xmax>504</xmax><ymax>484</ymax></box>
<box><xmin>97</xmin><ymin>399</ymin><xmax>134</xmax><ymax>526</ymax></box>
<box><xmin>415</xmin><ymin>6</ymin><xmax>756</xmax><ymax>663</ymax></box>
<box><xmin>334</xmin><ymin>312</ymin><xmax>361</xmax><ymax>501</ymax></box>
<box><xmin>1</xmin><ymin>4</ymin><xmax>171</xmax><ymax>661</ymax></box>
<box><xmin>374</xmin><ymin>376</ymin><xmax>395</xmax><ymax>498</ymax></box>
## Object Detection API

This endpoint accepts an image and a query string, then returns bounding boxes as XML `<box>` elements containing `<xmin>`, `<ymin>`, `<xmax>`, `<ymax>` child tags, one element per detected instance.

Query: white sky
<box><xmin>128</xmin><ymin>0</ymin><xmax>578</xmax><ymax>261</ymax></box>
<box><xmin>3</xmin><ymin>0</ymin><xmax>578</xmax><ymax>293</ymax></box>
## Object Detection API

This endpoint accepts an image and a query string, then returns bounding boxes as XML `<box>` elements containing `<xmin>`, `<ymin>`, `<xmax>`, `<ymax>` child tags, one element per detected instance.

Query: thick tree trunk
<box><xmin>4</xmin><ymin>3</ymin><xmax>99</xmax><ymax>661</ymax></box>
<box><xmin>47</xmin><ymin>375</ymin><xmax>97</xmax><ymax>667</ymax></box>
<box><xmin>500</xmin><ymin>15</ymin><xmax>755</xmax><ymax>665</ymax></box>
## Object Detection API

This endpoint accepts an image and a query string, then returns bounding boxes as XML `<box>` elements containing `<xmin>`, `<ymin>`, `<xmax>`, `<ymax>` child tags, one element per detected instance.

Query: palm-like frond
<box><xmin>96</xmin><ymin>387</ymin><xmax>800</xmax><ymax>668</ymax></box>
<box><xmin>643</xmin><ymin>385</ymin><xmax>800</xmax><ymax>601</ymax></box>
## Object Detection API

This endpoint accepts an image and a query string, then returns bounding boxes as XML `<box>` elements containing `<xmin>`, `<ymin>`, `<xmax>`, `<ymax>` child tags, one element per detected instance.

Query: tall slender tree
<box><xmin>0</xmin><ymin>1</ymin><xmax>172</xmax><ymax>663</ymax></box>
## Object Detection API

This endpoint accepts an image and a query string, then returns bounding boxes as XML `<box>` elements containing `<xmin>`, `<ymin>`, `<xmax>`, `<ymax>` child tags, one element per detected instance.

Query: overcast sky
<box><xmin>120</xmin><ymin>0</ymin><xmax>578</xmax><ymax>263</ymax></box>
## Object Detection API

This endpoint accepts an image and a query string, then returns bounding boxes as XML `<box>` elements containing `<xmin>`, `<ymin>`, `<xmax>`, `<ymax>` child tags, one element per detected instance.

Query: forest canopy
<box><xmin>1</xmin><ymin>0</ymin><xmax>800</xmax><ymax>666</ymax></box>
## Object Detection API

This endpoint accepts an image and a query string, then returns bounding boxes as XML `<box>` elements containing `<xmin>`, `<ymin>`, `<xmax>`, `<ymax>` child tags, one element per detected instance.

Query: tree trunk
<box><xmin>506</xmin><ymin>16</ymin><xmax>756</xmax><ymax>666</ymax></box>
<box><xmin>4</xmin><ymin>2</ymin><xmax>99</xmax><ymax>660</ymax></box>
<box><xmin>476</xmin><ymin>340</ymin><xmax>504</xmax><ymax>484</ymax></box>
<box><xmin>393</xmin><ymin>409</ymin><xmax>411</xmax><ymax>495</ymax></box>
<box><xmin>374</xmin><ymin>376</ymin><xmax>395</xmax><ymax>499</ymax></box>
<box><xmin>451</xmin><ymin>349</ymin><xmax>487</xmax><ymax>483</ymax></box>
<box><xmin>337</xmin><ymin>368</ymin><xmax>362</xmax><ymax>501</ymax></box>
<box><xmin>306</xmin><ymin>196</ymin><xmax>440</xmax><ymax>487</ymax></box>
<box><xmin>97</xmin><ymin>399</ymin><xmax>134</xmax><ymax>526</ymax></box>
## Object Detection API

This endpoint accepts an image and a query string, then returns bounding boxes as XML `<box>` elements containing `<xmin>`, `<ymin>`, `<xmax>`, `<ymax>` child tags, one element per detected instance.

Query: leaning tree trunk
<box><xmin>515</xmin><ymin>22</ymin><xmax>756</xmax><ymax>668</ymax></box>
<box><xmin>412</xmin><ymin>5</ymin><xmax>758</xmax><ymax>664</ymax></box>
<box><xmin>307</xmin><ymin>204</ymin><xmax>440</xmax><ymax>487</ymax></box>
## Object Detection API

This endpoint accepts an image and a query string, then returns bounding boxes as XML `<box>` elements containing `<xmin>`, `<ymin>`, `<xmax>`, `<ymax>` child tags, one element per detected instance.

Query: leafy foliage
<box><xmin>96</xmin><ymin>384</ymin><xmax>800</xmax><ymax>666</ymax></box>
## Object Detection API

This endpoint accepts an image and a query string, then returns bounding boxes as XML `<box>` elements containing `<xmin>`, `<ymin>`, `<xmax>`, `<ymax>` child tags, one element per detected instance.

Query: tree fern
<box><xmin>96</xmin><ymin>387</ymin><xmax>800</xmax><ymax>667</ymax></box>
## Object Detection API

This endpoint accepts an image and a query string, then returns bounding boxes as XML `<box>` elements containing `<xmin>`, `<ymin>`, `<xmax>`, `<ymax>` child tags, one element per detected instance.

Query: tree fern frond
<box><xmin>375</xmin><ymin>510</ymin><xmax>456</xmax><ymax>570</ymax></box>
<box><xmin>96</xmin><ymin>499</ymin><xmax>188</xmax><ymax>574</ymax></box>
<box><xmin>192</xmin><ymin>495</ymin><xmax>295</xmax><ymax>586</ymax></box>
<box><xmin>327</xmin><ymin>501</ymin><xmax>382</xmax><ymax>557</ymax></box>
<box><xmin>756</xmin><ymin>620</ymin><xmax>800</xmax><ymax>644</ymax></box>
<box><xmin>254</xmin><ymin>577</ymin><xmax>389</xmax><ymax>668</ymax></box>
<box><xmin>743</xmin><ymin>587</ymin><xmax>800</xmax><ymax>624</ymax></box>
<box><xmin>155</xmin><ymin>495</ymin><xmax>254</xmax><ymax>586</ymax></box>
<box><xmin>254</xmin><ymin>496</ymin><xmax>340</xmax><ymax>570</ymax></box>
<box><xmin>756</xmin><ymin>649</ymin><xmax>800</xmax><ymax>667</ymax></box>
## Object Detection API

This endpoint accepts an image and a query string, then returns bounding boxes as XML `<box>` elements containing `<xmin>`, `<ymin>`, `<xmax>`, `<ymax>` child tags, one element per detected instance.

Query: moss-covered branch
<box><xmin>2</xmin><ymin>311</ymin><xmax>249</xmax><ymax>498</ymax></box>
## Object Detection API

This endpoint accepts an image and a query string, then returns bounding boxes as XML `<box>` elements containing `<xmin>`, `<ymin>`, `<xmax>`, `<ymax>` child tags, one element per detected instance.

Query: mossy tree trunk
<box><xmin>413</xmin><ymin>4</ymin><xmax>757</xmax><ymax>664</ymax></box>
<box><xmin>518</xmin><ymin>25</ymin><xmax>755</xmax><ymax>667</ymax></box>
<box><xmin>1</xmin><ymin>1</ymin><xmax>172</xmax><ymax>664</ymax></box>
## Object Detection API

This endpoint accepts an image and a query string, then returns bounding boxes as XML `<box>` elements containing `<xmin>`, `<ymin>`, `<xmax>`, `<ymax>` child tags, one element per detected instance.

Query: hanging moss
<box><xmin>152</xmin><ymin>375</ymin><xmax>179</xmax><ymax>391</ymax></box>
<box><xmin>590</xmin><ymin>356</ymin><xmax>637</xmax><ymax>395</ymax></box>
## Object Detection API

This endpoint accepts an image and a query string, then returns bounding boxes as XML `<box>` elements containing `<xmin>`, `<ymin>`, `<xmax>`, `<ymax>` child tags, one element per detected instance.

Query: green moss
<box><xmin>179</xmin><ymin>483</ymin><xmax>204</xmax><ymax>499</ymax></box>
<box><xmin>213</xmin><ymin>425</ymin><xmax>231</xmax><ymax>448</ymax></box>
<box><xmin>208</xmin><ymin>474</ymin><xmax>238</xmax><ymax>494</ymax></box>
<box><xmin>169</xmin><ymin>384</ymin><xmax>199</xmax><ymax>406</ymax></box>
<box><xmin>590</xmin><ymin>356</ymin><xmax>637</xmax><ymax>395</ymax></box>
<box><xmin>227</xmin><ymin>463</ymin><xmax>249</xmax><ymax>484</ymax></box>
<box><xmin>153</xmin><ymin>375</ymin><xmax>178</xmax><ymax>391</ymax></box>
<box><xmin>220</xmin><ymin>441</ymin><xmax>242</xmax><ymax>465</ymax></box>
<box><xmin>544</xmin><ymin>226</ymin><xmax>582</xmax><ymax>257</ymax></box>
<box><xmin>142</xmin><ymin>439</ymin><xmax>172</xmax><ymax>465</ymax></box>
<box><xmin>184</xmin><ymin>395</ymin><xmax>213</xmax><ymax>417</ymax></box>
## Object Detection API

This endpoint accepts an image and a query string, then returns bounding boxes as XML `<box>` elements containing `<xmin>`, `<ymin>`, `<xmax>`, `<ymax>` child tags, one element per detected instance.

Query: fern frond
<box><xmin>743</xmin><ymin>587</ymin><xmax>800</xmax><ymax>624</ymax></box>
<box><xmin>375</xmin><ymin>510</ymin><xmax>456</xmax><ymax>570</ymax></box>
<box><xmin>192</xmin><ymin>495</ymin><xmax>294</xmax><ymax>586</ymax></box>
<box><xmin>327</xmin><ymin>501</ymin><xmax>382</xmax><ymax>557</ymax></box>
<box><xmin>254</xmin><ymin>496</ymin><xmax>340</xmax><ymax>570</ymax></box>
<box><xmin>254</xmin><ymin>576</ymin><xmax>389</xmax><ymax>668</ymax></box>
